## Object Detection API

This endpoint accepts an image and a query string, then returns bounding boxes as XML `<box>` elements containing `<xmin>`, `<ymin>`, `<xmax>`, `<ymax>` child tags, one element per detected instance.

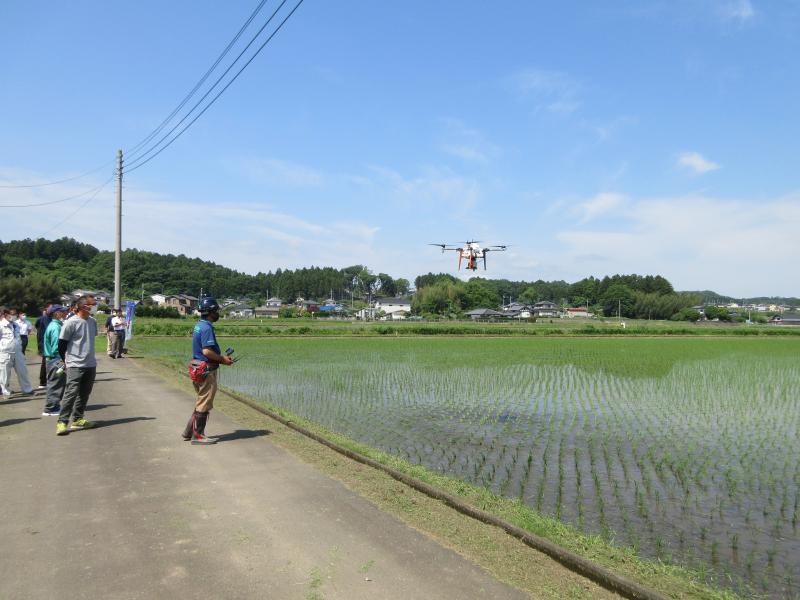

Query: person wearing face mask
<box><xmin>0</xmin><ymin>307</ymin><xmax>34</xmax><ymax>396</ymax></box>
<box><xmin>17</xmin><ymin>311</ymin><xmax>33</xmax><ymax>354</ymax></box>
<box><xmin>56</xmin><ymin>296</ymin><xmax>98</xmax><ymax>435</ymax></box>
<box><xmin>42</xmin><ymin>305</ymin><xmax>68</xmax><ymax>416</ymax></box>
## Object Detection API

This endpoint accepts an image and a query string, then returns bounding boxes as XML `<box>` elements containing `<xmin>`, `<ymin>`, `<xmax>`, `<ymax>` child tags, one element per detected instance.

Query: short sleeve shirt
<box><xmin>192</xmin><ymin>319</ymin><xmax>220</xmax><ymax>361</ymax></box>
<box><xmin>59</xmin><ymin>316</ymin><xmax>98</xmax><ymax>368</ymax></box>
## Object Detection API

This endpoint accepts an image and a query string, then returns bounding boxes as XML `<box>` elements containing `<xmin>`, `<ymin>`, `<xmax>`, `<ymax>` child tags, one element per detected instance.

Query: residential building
<box><xmin>532</xmin><ymin>301</ymin><xmax>559</xmax><ymax>318</ymax></box>
<box><xmin>465</xmin><ymin>308</ymin><xmax>505</xmax><ymax>320</ymax></box>
<box><xmin>254</xmin><ymin>297</ymin><xmax>283</xmax><ymax>318</ymax></box>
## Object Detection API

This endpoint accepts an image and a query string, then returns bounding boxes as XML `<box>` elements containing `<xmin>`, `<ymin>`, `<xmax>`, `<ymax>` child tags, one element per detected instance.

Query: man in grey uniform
<box><xmin>56</xmin><ymin>296</ymin><xmax>98</xmax><ymax>436</ymax></box>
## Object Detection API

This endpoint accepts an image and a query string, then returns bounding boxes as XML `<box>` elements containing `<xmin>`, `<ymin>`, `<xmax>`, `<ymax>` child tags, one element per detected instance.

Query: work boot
<box><xmin>191</xmin><ymin>411</ymin><xmax>216</xmax><ymax>445</ymax></box>
<box><xmin>181</xmin><ymin>412</ymin><xmax>196</xmax><ymax>441</ymax></box>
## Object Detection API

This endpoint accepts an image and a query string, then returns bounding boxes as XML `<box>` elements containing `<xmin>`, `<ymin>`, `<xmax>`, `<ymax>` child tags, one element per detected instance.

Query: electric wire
<box><xmin>0</xmin><ymin>161</ymin><xmax>114</xmax><ymax>189</ymax></box>
<box><xmin>125</xmin><ymin>0</ymin><xmax>304</xmax><ymax>173</ymax></box>
<box><xmin>41</xmin><ymin>176</ymin><xmax>114</xmax><ymax>237</ymax></box>
<box><xmin>0</xmin><ymin>174</ymin><xmax>115</xmax><ymax>207</ymax></box>
<box><xmin>125</xmin><ymin>0</ymin><xmax>271</xmax><ymax>160</ymax></box>
<box><xmin>2</xmin><ymin>0</ymin><xmax>272</xmax><ymax>189</ymax></box>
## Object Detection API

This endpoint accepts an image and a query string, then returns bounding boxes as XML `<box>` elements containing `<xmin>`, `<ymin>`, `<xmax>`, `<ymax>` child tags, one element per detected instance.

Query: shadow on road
<box><xmin>94</xmin><ymin>378</ymin><xmax>130</xmax><ymax>382</ymax></box>
<box><xmin>1</xmin><ymin>397</ymin><xmax>35</xmax><ymax>406</ymax></box>
<box><xmin>212</xmin><ymin>429</ymin><xmax>271</xmax><ymax>443</ymax></box>
<box><xmin>85</xmin><ymin>404</ymin><xmax>122</xmax><ymax>411</ymax></box>
<box><xmin>77</xmin><ymin>416</ymin><xmax>157</xmax><ymax>430</ymax></box>
<box><xmin>1</xmin><ymin>418</ymin><xmax>40</xmax><ymax>427</ymax></box>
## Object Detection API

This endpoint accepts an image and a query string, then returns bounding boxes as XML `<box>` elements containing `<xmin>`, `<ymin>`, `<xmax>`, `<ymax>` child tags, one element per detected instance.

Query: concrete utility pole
<box><xmin>114</xmin><ymin>149</ymin><xmax>123</xmax><ymax>310</ymax></box>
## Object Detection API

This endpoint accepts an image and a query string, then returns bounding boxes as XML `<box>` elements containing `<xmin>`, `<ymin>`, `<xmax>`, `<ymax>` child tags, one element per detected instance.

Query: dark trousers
<box><xmin>20</xmin><ymin>335</ymin><xmax>29</xmax><ymax>354</ymax></box>
<box><xmin>58</xmin><ymin>367</ymin><xmax>96</xmax><ymax>424</ymax></box>
<box><xmin>44</xmin><ymin>358</ymin><xmax>65</xmax><ymax>412</ymax></box>
<box><xmin>39</xmin><ymin>355</ymin><xmax>47</xmax><ymax>387</ymax></box>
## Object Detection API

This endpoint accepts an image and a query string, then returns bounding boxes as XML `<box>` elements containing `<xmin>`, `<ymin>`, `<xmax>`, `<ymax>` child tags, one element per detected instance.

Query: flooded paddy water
<box><xmin>143</xmin><ymin>336</ymin><xmax>800</xmax><ymax>597</ymax></box>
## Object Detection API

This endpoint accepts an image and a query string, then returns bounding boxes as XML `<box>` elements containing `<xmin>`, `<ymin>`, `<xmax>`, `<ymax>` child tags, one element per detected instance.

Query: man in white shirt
<box><xmin>0</xmin><ymin>307</ymin><xmax>33</xmax><ymax>396</ymax></box>
<box><xmin>110</xmin><ymin>309</ymin><xmax>127</xmax><ymax>359</ymax></box>
<box><xmin>17</xmin><ymin>312</ymin><xmax>33</xmax><ymax>354</ymax></box>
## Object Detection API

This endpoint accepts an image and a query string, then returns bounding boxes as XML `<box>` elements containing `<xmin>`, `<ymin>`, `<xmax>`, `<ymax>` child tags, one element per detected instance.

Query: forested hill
<box><xmin>1</xmin><ymin>237</ymin><xmax>793</xmax><ymax>307</ymax></box>
<box><xmin>0</xmin><ymin>237</ymin><xmax>408</xmax><ymax>304</ymax></box>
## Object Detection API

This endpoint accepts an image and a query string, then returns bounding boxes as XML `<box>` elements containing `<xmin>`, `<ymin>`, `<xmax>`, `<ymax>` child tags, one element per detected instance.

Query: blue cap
<box><xmin>47</xmin><ymin>304</ymin><xmax>66</xmax><ymax>316</ymax></box>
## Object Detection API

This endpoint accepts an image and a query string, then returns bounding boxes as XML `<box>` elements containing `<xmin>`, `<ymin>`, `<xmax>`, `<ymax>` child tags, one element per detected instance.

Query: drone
<box><xmin>429</xmin><ymin>240</ymin><xmax>508</xmax><ymax>271</ymax></box>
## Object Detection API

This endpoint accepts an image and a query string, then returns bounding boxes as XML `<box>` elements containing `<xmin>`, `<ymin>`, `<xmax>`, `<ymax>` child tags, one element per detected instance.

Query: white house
<box><xmin>374</xmin><ymin>297</ymin><xmax>411</xmax><ymax>314</ymax></box>
<box><xmin>151</xmin><ymin>293</ymin><xmax>167</xmax><ymax>305</ymax></box>
<box><xmin>532</xmin><ymin>301</ymin><xmax>559</xmax><ymax>318</ymax></box>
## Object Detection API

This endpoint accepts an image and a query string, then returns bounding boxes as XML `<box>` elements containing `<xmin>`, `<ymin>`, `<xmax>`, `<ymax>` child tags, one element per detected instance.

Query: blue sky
<box><xmin>1</xmin><ymin>1</ymin><xmax>798</xmax><ymax>297</ymax></box>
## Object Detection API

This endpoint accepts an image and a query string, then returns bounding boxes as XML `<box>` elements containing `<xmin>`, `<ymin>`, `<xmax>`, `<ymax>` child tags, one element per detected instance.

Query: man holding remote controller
<box><xmin>182</xmin><ymin>296</ymin><xmax>234</xmax><ymax>445</ymax></box>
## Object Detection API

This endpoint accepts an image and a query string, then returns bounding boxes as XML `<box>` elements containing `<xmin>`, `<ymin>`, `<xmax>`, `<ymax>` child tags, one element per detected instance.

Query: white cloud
<box><xmin>555</xmin><ymin>194</ymin><xmax>800</xmax><ymax>296</ymax></box>
<box><xmin>0</xmin><ymin>176</ymin><xmax>380</xmax><ymax>276</ymax></box>
<box><xmin>367</xmin><ymin>165</ymin><xmax>481</xmax><ymax>212</ymax></box>
<box><xmin>571</xmin><ymin>192</ymin><xmax>627</xmax><ymax>223</ymax></box>
<box><xmin>719</xmin><ymin>0</ymin><xmax>755</xmax><ymax>23</ymax></box>
<box><xmin>508</xmin><ymin>68</ymin><xmax>582</xmax><ymax>114</ymax></box>
<box><xmin>677</xmin><ymin>151</ymin><xmax>720</xmax><ymax>174</ymax></box>
<box><xmin>230</xmin><ymin>157</ymin><xmax>324</xmax><ymax>187</ymax></box>
<box><xmin>438</xmin><ymin>118</ymin><xmax>500</xmax><ymax>163</ymax></box>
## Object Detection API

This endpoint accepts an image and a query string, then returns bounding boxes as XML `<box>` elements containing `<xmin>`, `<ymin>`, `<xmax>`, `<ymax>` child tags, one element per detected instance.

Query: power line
<box><xmin>125</xmin><ymin>0</ymin><xmax>304</xmax><ymax>174</ymax></box>
<box><xmin>1</xmin><ymin>0</ymin><xmax>274</xmax><ymax>188</ymax></box>
<box><xmin>0</xmin><ymin>161</ymin><xmax>114</xmax><ymax>189</ymax></box>
<box><xmin>125</xmin><ymin>0</ymin><xmax>271</xmax><ymax>160</ymax></box>
<box><xmin>41</xmin><ymin>176</ymin><xmax>114</xmax><ymax>237</ymax></box>
<box><xmin>0</xmin><ymin>174</ymin><xmax>114</xmax><ymax>207</ymax></box>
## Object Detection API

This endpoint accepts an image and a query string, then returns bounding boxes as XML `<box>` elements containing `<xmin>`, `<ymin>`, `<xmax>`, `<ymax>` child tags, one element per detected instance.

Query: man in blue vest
<box><xmin>182</xmin><ymin>296</ymin><xmax>233</xmax><ymax>445</ymax></box>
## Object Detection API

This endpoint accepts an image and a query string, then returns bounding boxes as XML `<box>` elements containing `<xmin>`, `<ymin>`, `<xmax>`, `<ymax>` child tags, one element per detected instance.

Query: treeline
<box><xmin>0</xmin><ymin>237</ymin><xmax>410</xmax><ymax>305</ymax></box>
<box><xmin>0</xmin><ymin>237</ymin><xmax>775</xmax><ymax>321</ymax></box>
<box><xmin>412</xmin><ymin>273</ymin><xmax>700</xmax><ymax>319</ymax></box>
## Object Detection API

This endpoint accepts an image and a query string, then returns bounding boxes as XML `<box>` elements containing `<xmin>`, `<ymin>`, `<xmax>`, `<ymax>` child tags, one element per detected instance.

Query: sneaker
<box><xmin>42</xmin><ymin>410</ymin><xmax>60</xmax><ymax>416</ymax></box>
<box><xmin>56</xmin><ymin>422</ymin><xmax>69</xmax><ymax>435</ymax></box>
<box><xmin>191</xmin><ymin>435</ymin><xmax>217</xmax><ymax>445</ymax></box>
<box><xmin>37</xmin><ymin>385</ymin><xmax>46</xmax><ymax>389</ymax></box>
<box><xmin>70</xmin><ymin>418</ymin><xmax>96</xmax><ymax>429</ymax></box>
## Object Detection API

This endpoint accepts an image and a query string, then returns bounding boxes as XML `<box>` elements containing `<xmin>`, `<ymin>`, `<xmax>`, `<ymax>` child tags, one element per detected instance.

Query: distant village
<box><xmin>60</xmin><ymin>289</ymin><xmax>800</xmax><ymax>325</ymax></box>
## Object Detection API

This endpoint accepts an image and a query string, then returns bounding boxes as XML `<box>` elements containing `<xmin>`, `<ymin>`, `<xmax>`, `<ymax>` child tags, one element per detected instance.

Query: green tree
<box><xmin>462</xmin><ymin>278</ymin><xmax>501</xmax><ymax>310</ymax></box>
<box><xmin>394</xmin><ymin>278</ymin><xmax>410</xmax><ymax>296</ymax></box>
<box><xmin>411</xmin><ymin>281</ymin><xmax>465</xmax><ymax>316</ymax></box>
<box><xmin>601</xmin><ymin>284</ymin><xmax>635</xmax><ymax>318</ymax></box>
<box><xmin>0</xmin><ymin>275</ymin><xmax>63</xmax><ymax>314</ymax></box>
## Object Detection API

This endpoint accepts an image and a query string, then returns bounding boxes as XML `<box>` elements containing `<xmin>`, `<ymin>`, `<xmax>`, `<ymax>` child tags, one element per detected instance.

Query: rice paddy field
<box><xmin>134</xmin><ymin>335</ymin><xmax>800</xmax><ymax>598</ymax></box>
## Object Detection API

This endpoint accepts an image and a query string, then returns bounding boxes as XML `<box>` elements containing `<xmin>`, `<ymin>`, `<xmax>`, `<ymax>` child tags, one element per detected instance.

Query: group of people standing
<box><xmin>5</xmin><ymin>293</ymin><xmax>230</xmax><ymax>444</ymax></box>
<box><xmin>2</xmin><ymin>296</ymin><xmax>100</xmax><ymax>435</ymax></box>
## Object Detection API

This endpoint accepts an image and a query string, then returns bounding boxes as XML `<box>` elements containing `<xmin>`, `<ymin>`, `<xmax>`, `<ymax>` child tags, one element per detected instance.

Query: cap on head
<box><xmin>199</xmin><ymin>296</ymin><xmax>219</xmax><ymax>314</ymax></box>
<box><xmin>47</xmin><ymin>304</ymin><xmax>66</xmax><ymax>316</ymax></box>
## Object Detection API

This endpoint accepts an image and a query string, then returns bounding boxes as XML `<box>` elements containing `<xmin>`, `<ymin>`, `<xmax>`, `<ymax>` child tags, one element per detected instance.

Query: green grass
<box><xmin>128</xmin><ymin>315</ymin><xmax>800</xmax><ymax>337</ymax></box>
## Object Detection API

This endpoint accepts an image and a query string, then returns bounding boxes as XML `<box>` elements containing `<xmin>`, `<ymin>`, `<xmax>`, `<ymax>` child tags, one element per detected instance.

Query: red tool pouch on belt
<box><xmin>188</xmin><ymin>359</ymin><xmax>210</xmax><ymax>382</ymax></box>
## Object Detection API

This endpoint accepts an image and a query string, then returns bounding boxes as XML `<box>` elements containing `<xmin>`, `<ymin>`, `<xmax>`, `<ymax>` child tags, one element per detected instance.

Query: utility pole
<box><xmin>114</xmin><ymin>149</ymin><xmax>123</xmax><ymax>310</ymax></box>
